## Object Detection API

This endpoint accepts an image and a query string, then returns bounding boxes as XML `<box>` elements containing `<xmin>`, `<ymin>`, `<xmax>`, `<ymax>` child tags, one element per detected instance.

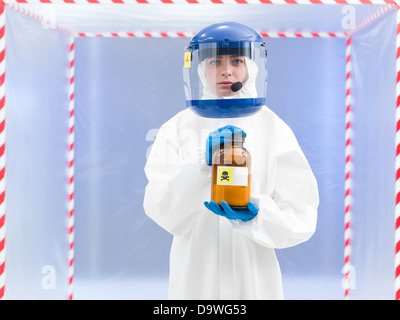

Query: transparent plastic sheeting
<box><xmin>11</xmin><ymin>4</ymin><xmax>388</xmax><ymax>35</ymax></box>
<box><xmin>5</xmin><ymin>8</ymin><xmax>71</xmax><ymax>299</ymax></box>
<box><xmin>3</xmin><ymin>6</ymin><xmax>397</xmax><ymax>299</ymax></box>
<box><xmin>350</xmin><ymin>12</ymin><xmax>396</xmax><ymax>300</ymax></box>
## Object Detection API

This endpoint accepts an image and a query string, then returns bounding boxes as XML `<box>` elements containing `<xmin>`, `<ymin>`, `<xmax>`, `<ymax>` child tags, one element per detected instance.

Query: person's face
<box><xmin>204</xmin><ymin>55</ymin><xmax>247</xmax><ymax>97</ymax></box>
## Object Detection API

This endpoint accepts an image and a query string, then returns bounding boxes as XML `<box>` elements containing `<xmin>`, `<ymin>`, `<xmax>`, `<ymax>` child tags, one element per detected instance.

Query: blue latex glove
<box><xmin>204</xmin><ymin>200</ymin><xmax>258</xmax><ymax>221</ymax></box>
<box><xmin>205</xmin><ymin>125</ymin><xmax>246</xmax><ymax>166</ymax></box>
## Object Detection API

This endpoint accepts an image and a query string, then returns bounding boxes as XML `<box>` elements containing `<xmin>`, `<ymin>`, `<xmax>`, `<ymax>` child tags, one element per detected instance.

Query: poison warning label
<box><xmin>216</xmin><ymin>166</ymin><xmax>248</xmax><ymax>186</ymax></box>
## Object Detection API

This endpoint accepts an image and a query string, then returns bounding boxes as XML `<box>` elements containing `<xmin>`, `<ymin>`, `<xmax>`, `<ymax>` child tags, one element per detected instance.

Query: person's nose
<box><xmin>220</xmin><ymin>61</ymin><xmax>232</xmax><ymax>77</ymax></box>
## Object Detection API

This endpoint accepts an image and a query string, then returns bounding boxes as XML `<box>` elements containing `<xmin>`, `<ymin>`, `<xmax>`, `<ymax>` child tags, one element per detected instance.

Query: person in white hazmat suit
<box><xmin>143</xmin><ymin>22</ymin><xmax>319</xmax><ymax>300</ymax></box>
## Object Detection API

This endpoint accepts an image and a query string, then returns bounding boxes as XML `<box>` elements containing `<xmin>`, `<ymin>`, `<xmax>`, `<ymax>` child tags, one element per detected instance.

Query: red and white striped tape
<box><xmin>76</xmin><ymin>31</ymin><xmax>195</xmax><ymax>38</ymax></box>
<box><xmin>2</xmin><ymin>0</ymin><xmax>399</xmax><ymax>4</ymax></box>
<box><xmin>0</xmin><ymin>0</ymin><xmax>5</xmax><ymax>302</ymax></box>
<box><xmin>395</xmin><ymin>6</ymin><xmax>400</xmax><ymax>301</ymax></box>
<box><xmin>66</xmin><ymin>37</ymin><xmax>75</xmax><ymax>301</ymax></box>
<box><xmin>343</xmin><ymin>36</ymin><xmax>353</xmax><ymax>300</ymax></box>
<box><xmin>76</xmin><ymin>31</ymin><xmax>346</xmax><ymax>38</ymax></box>
<box><xmin>260</xmin><ymin>31</ymin><xmax>346</xmax><ymax>38</ymax></box>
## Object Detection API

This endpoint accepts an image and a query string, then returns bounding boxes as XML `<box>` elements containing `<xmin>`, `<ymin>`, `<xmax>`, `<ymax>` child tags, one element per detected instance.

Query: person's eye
<box><xmin>209</xmin><ymin>60</ymin><xmax>220</xmax><ymax>66</ymax></box>
<box><xmin>232</xmin><ymin>59</ymin><xmax>244</xmax><ymax>65</ymax></box>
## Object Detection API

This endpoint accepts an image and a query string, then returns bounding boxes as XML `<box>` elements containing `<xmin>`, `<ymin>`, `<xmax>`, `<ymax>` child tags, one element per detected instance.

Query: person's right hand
<box><xmin>205</xmin><ymin>125</ymin><xmax>246</xmax><ymax>166</ymax></box>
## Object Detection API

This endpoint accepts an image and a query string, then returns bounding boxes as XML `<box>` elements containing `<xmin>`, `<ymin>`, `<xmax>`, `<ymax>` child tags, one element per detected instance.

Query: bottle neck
<box><xmin>221</xmin><ymin>140</ymin><xmax>244</xmax><ymax>148</ymax></box>
<box><xmin>232</xmin><ymin>140</ymin><xmax>244</xmax><ymax>147</ymax></box>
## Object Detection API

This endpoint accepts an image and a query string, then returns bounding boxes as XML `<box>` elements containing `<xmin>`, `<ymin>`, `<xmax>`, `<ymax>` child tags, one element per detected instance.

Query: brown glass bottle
<box><xmin>211</xmin><ymin>133</ymin><xmax>251</xmax><ymax>209</ymax></box>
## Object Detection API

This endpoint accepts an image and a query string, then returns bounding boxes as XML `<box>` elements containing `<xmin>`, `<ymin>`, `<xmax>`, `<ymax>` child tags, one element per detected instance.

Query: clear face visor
<box><xmin>183</xmin><ymin>42</ymin><xmax>267</xmax><ymax>118</ymax></box>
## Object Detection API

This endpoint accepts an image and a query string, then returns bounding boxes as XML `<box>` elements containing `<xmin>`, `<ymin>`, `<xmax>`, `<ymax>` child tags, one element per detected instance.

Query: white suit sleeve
<box><xmin>143</xmin><ymin>121</ymin><xmax>210</xmax><ymax>236</ymax></box>
<box><xmin>231</xmin><ymin>124</ymin><xmax>319</xmax><ymax>249</ymax></box>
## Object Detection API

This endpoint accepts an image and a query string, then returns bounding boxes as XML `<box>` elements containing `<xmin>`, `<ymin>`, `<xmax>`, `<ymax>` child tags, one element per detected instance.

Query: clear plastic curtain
<box><xmin>5</xmin><ymin>8</ymin><xmax>70</xmax><ymax>299</ymax></box>
<box><xmin>350</xmin><ymin>10</ymin><xmax>396</xmax><ymax>300</ymax></box>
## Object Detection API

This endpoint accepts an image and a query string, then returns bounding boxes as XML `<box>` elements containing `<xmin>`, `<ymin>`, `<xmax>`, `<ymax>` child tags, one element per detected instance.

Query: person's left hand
<box><xmin>204</xmin><ymin>200</ymin><xmax>258</xmax><ymax>221</ymax></box>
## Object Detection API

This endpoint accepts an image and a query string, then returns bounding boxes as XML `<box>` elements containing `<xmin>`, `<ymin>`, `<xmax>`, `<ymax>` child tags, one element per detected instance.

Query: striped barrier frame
<box><xmin>0</xmin><ymin>0</ymin><xmax>398</xmax><ymax>301</ymax></box>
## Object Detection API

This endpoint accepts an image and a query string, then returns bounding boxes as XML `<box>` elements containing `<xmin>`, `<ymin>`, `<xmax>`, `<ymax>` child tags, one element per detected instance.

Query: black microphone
<box><xmin>231</xmin><ymin>81</ymin><xmax>243</xmax><ymax>92</ymax></box>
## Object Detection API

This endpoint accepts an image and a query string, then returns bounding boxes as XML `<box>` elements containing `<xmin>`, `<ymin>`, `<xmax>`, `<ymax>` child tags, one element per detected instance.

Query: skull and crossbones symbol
<box><xmin>220</xmin><ymin>171</ymin><xmax>230</xmax><ymax>181</ymax></box>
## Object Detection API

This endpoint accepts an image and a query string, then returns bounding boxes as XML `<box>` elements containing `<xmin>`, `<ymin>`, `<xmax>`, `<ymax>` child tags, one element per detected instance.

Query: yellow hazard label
<box><xmin>218</xmin><ymin>167</ymin><xmax>233</xmax><ymax>185</ymax></box>
<box><xmin>184</xmin><ymin>52</ymin><xmax>191</xmax><ymax>68</ymax></box>
<box><xmin>217</xmin><ymin>166</ymin><xmax>248</xmax><ymax>186</ymax></box>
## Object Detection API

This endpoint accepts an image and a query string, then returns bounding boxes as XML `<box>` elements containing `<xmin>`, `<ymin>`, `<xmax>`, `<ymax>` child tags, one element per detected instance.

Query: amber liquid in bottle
<box><xmin>211</xmin><ymin>134</ymin><xmax>251</xmax><ymax>209</ymax></box>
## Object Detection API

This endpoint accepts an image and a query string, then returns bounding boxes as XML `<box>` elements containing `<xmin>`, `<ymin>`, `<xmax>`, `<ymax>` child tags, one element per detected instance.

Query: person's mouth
<box><xmin>218</xmin><ymin>81</ymin><xmax>233</xmax><ymax>88</ymax></box>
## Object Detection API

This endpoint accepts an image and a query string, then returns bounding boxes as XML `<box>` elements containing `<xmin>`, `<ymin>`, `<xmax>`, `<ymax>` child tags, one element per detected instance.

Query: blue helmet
<box><xmin>183</xmin><ymin>22</ymin><xmax>267</xmax><ymax>118</ymax></box>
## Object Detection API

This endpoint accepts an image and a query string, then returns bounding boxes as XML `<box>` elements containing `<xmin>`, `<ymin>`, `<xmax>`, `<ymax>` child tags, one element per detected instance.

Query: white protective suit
<box><xmin>143</xmin><ymin>106</ymin><xmax>319</xmax><ymax>299</ymax></box>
